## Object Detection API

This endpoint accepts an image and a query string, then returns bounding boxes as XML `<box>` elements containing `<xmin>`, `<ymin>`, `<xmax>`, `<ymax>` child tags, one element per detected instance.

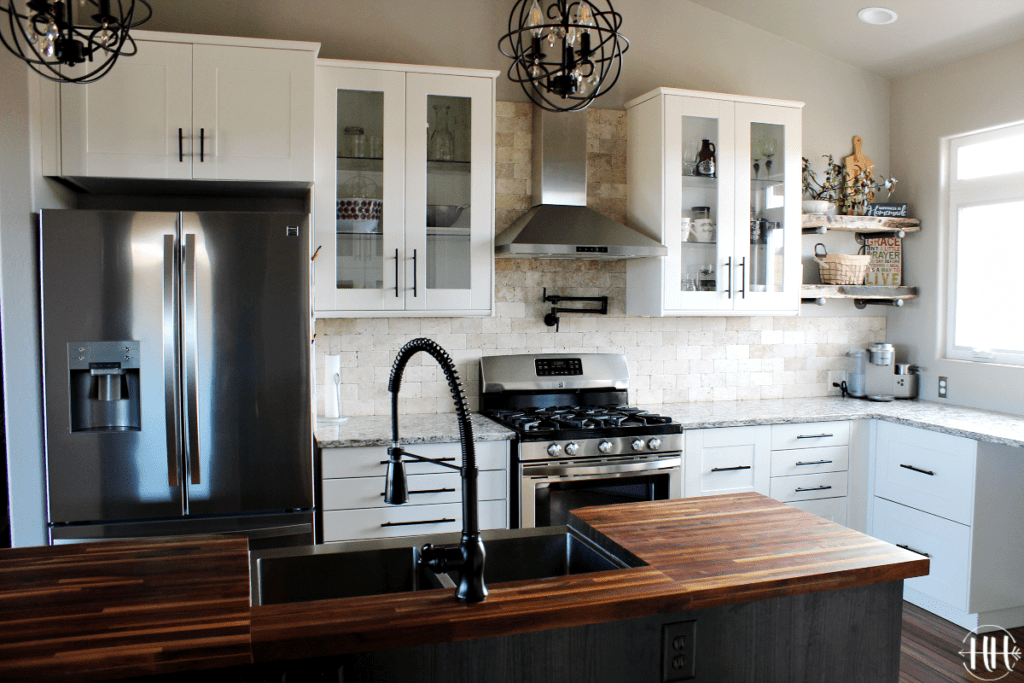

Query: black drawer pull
<box><xmin>795</xmin><ymin>485</ymin><xmax>832</xmax><ymax>492</ymax></box>
<box><xmin>178</xmin><ymin>128</ymin><xmax>184</xmax><ymax>162</ymax></box>
<box><xmin>711</xmin><ymin>465</ymin><xmax>752</xmax><ymax>472</ymax></box>
<box><xmin>381</xmin><ymin>488</ymin><xmax>456</xmax><ymax>496</ymax></box>
<box><xmin>200</xmin><ymin>128</ymin><xmax>205</xmax><ymax>162</ymax></box>
<box><xmin>796</xmin><ymin>433</ymin><xmax>833</xmax><ymax>439</ymax></box>
<box><xmin>381</xmin><ymin>518</ymin><xmax>455</xmax><ymax>527</ymax></box>
<box><xmin>900</xmin><ymin>464</ymin><xmax>935</xmax><ymax>476</ymax></box>
<box><xmin>795</xmin><ymin>460</ymin><xmax>833</xmax><ymax>466</ymax></box>
<box><xmin>378</xmin><ymin>457</ymin><xmax>456</xmax><ymax>465</ymax></box>
<box><xmin>897</xmin><ymin>543</ymin><xmax>931</xmax><ymax>558</ymax></box>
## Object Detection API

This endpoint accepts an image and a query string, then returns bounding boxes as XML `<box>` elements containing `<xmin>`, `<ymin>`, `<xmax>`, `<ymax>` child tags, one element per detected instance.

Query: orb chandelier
<box><xmin>0</xmin><ymin>0</ymin><xmax>152</xmax><ymax>84</ymax></box>
<box><xmin>498</xmin><ymin>0</ymin><xmax>628</xmax><ymax>113</ymax></box>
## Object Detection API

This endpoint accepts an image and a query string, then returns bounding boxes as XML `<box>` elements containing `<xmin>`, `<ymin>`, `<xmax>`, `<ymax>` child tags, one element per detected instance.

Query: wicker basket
<box><xmin>814</xmin><ymin>243</ymin><xmax>871</xmax><ymax>285</ymax></box>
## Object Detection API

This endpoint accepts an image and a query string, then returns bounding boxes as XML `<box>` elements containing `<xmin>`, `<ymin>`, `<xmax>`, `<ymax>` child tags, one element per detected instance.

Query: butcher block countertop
<box><xmin>0</xmin><ymin>495</ymin><xmax>928</xmax><ymax>680</ymax></box>
<box><xmin>250</xmin><ymin>493</ymin><xmax>928</xmax><ymax>662</ymax></box>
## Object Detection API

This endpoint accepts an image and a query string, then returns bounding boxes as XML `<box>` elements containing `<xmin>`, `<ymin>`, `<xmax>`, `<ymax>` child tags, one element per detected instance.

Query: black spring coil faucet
<box><xmin>383</xmin><ymin>338</ymin><xmax>486</xmax><ymax>603</ymax></box>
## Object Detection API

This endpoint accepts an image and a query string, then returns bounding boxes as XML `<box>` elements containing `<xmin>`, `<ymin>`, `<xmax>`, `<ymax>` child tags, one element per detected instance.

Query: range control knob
<box><xmin>631</xmin><ymin>438</ymin><xmax>645</xmax><ymax>452</ymax></box>
<box><xmin>547</xmin><ymin>443</ymin><xmax>563</xmax><ymax>457</ymax></box>
<box><xmin>598</xmin><ymin>440</ymin><xmax>613</xmax><ymax>454</ymax></box>
<box><xmin>648</xmin><ymin>438</ymin><xmax>662</xmax><ymax>451</ymax></box>
<box><xmin>565</xmin><ymin>442</ymin><xmax>580</xmax><ymax>456</ymax></box>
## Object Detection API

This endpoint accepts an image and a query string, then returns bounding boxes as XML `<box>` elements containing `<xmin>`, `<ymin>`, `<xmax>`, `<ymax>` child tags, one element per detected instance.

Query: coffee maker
<box><xmin>864</xmin><ymin>343</ymin><xmax>919</xmax><ymax>401</ymax></box>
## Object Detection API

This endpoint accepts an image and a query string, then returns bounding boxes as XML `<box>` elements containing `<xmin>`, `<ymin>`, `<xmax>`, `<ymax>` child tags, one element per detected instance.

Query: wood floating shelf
<box><xmin>801</xmin><ymin>214</ymin><xmax>920</xmax><ymax>237</ymax></box>
<box><xmin>801</xmin><ymin>284</ymin><xmax>918</xmax><ymax>309</ymax></box>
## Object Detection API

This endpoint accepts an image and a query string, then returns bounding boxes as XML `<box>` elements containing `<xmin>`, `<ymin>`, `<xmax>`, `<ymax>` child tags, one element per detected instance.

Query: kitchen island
<box><xmin>0</xmin><ymin>493</ymin><xmax>927</xmax><ymax>682</ymax></box>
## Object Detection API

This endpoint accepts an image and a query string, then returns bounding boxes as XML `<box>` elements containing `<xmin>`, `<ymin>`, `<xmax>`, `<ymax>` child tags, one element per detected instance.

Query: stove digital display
<box><xmin>535</xmin><ymin>358</ymin><xmax>583</xmax><ymax>376</ymax></box>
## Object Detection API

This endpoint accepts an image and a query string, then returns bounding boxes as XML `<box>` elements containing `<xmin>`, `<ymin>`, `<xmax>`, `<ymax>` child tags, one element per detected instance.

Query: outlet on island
<box><xmin>662</xmin><ymin>620</ymin><xmax>697</xmax><ymax>682</ymax></box>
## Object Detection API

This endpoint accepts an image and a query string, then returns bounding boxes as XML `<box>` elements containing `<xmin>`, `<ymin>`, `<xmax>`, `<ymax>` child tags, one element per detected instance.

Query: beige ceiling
<box><xmin>684</xmin><ymin>0</ymin><xmax>1024</xmax><ymax>79</ymax></box>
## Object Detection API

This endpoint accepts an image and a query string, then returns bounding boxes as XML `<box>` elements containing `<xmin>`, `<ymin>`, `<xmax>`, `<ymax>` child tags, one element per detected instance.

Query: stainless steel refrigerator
<box><xmin>40</xmin><ymin>210</ymin><xmax>314</xmax><ymax>546</ymax></box>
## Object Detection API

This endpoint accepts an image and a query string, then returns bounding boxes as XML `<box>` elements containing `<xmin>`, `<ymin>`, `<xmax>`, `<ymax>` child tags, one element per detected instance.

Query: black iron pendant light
<box><xmin>498</xmin><ymin>0</ymin><xmax>628</xmax><ymax>112</ymax></box>
<box><xmin>0</xmin><ymin>0</ymin><xmax>152</xmax><ymax>84</ymax></box>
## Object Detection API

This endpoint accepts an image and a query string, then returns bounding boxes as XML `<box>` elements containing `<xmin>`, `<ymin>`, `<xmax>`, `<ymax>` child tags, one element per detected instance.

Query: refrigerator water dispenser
<box><xmin>68</xmin><ymin>341</ymin><xmax>141</xmax><ymax>432</ymax></box>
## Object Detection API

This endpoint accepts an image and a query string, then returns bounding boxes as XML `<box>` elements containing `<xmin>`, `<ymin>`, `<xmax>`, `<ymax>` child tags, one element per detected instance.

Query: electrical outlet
<box><xmin>938</xmin><ymin>376</ymin><xmax>948</xmax><ymax>398</ymax></box>
<box><xmin>662</xmin><ymin>620</ymin><xmax>696</xmax><ymax>682</ymax></box>
<box><xmin>827</xmin><ymin>370</ymin><xmax>847</xmax><ymax>395</ymax></box>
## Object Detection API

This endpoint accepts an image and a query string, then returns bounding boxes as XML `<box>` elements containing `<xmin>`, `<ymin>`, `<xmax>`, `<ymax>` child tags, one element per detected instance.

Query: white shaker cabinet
<box><xmin>769</xmin><ymin>421</ymin><xmax>852</xmax><ymax>526</ymax></box>
<box><xmin>312</xmin><ymin>60</ymin><xmax>497</xmax><ymax>317</ymax></box>
<box><xmin>684</xmin><ymin>426</ymin><xmax>771</xmax><ymax>498</ymax></box>
<box><xmin>59</xmin><ymin>31</ymin><xmax>317</xmax><ymax>183</ymax></box>
<box><xmin>625</xmin><ymin>88</ymin><xmax>803</xmax><ymax>316</ymax></box>
<box><xmin>870</xmin><ymin>421</ymin><xmax>1024</xmax><ymax>631</ymax></box>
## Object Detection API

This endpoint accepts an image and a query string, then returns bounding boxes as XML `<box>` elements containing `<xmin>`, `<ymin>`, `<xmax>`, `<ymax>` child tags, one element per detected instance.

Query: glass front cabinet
<box><xmin>313</xmin><ymin>61</ymin><xmax>497</xmax><ymax>316</ymax></box>
<box><xmin>625</xmin><ymin>88</ymin><xmax>803</xmax><ymax>315</ymax></box>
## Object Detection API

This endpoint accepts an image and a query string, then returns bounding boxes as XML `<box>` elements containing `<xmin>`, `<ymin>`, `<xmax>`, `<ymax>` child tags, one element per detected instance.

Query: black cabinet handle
<box><xmin>380</xmin><ymin>488</ymin><xmax>456</xmax><ymax>497</ymax></box>
<box><xmin>795</xmin><ymin>460</ymin><xmax>833</xmax><ymax>466</ymax></box>
<box><xmin>797</xmin><ymin>433</ymin><xmax>834</xmax><ymax>439</ymax></box>
<box><xmin>178</xmin><ymin>128</ymin><xmax>183</xmax><ymax>162</ymax></box>
<box><xmin>412</xmin><ymin>248</ymin><xmax>417</xmax><ymax>297</ymax></box>
<box><xmin>394</xmin><ymin>248</ymin><xmax>399</xmax><ymax>297</ymax></box>
<box><xmin>381</xmin><ymin>518</ymin><xmax>455</xmax><ymax>527</ymax></box>
<box><xmin>795</xmin><ymin>485</ymin><xmax>832</xmax><ymax>492</ymax></box>
<box><xmin>900</xmin><ymin>464</ymin><xmax>935</xmax><ymax>476</ymax></box>
<box><xmin>724</xmin><ymin>257</ymin><xmax>732</xmax><ymax>299</ymax></box>
<box><xmin>897</xmin><ymin>543</ymin><xmax>931</xmax><ymax>558</ymax></box>
<box><xmin>200</xmin><ymin>128</ymin><xmax>205</xmax><ymax>162</ymax></box>
<box><xmin>711</xmin><ymin>465</ymin><xmax>751</xmax><ymax>472</ymax></box>
<box><xmin>738</xmin><ymin>257</ymin><xmax>746</xmax><ymax>299</ymax></box>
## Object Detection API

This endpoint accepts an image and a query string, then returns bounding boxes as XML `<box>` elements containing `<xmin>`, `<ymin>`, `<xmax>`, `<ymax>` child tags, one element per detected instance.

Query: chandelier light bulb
<box><xmin>526</xmin><ymin>0</ymin><xmax>544</xmax><ymax>36</ymax></box>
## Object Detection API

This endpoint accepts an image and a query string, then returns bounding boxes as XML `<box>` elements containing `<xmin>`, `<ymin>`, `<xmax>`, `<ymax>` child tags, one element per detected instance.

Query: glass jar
<box><xmin>344</xmin><ymin>126</ymin><xmax>366</xmax><ymax>158</ymax></box>
<box><xmin>429</xmin><ymin>105</ymin><xmax>454</xmax><ymax>161</ymax></box>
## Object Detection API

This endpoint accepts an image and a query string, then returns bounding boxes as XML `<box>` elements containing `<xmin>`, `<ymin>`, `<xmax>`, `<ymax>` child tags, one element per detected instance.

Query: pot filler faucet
<box><xmin>383</xmin><ymin>338</ymin><xmax>487</xmax><ymax>603</ymax></box>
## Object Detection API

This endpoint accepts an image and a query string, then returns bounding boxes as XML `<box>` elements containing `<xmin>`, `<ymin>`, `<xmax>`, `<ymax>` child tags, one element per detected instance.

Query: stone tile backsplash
<box><xmin>314</xmin><ymin>103</ymin><xmax>885</xmax><ymax>417</ymax></box>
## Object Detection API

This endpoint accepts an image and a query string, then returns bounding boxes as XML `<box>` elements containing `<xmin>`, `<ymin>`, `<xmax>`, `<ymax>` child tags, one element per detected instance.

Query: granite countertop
<box><xmin>316</xmin><ymin>412</ymin><xmax>514</xmax><ymax>448</ymax></box>
<box><xmin>319</xmin><ymin>398</ymin><xmax>1024</xmax><ymax>450</ymax></box>
<box><xmin>641</xmin><ymin>397</ymin><xmax>1024</xmax><ymax>449</ymax></box>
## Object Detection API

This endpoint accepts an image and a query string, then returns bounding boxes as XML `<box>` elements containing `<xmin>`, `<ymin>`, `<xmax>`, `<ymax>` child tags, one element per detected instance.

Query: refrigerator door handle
<box><xmin>183</xmin><ymin>233</ymin><xmax>201</xmax><ymax>485</ymax></box>
<box><xmin>163</xmin><ymin>235</ymin><xmax>181</xmax><ymax>487</ymax></box>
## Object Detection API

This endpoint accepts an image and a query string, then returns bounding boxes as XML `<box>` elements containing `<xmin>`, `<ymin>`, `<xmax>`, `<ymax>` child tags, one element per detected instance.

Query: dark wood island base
<box><xmin>1</xmin><ymin>494</ymin><xmax>927</xmax><ymax>682</ymax></box>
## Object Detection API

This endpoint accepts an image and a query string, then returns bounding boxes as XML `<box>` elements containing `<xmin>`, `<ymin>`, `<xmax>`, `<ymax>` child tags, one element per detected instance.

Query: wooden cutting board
<box><xmin>845</xmin><ymin>135</ymin><xmax>875</xmax><ymax>200</ymax></box>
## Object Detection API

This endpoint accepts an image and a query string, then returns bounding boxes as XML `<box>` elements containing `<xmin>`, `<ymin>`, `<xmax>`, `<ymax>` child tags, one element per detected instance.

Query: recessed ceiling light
<box><xmin>858</xmin><ymin>7</ymin><xmax>898</xmax><ymax>25</ymax></box>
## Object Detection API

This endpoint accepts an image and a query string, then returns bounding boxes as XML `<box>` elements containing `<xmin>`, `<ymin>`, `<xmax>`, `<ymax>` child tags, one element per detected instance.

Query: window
<box><xmin>946</xmin><ymin>121</ymin><xmax>1024</xmax><ymax>365</ymax></box>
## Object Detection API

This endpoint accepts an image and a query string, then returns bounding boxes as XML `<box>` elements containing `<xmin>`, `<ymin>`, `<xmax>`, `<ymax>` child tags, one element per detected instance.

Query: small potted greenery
<box><xmin>801</xmin><ymin>155</ymin><xmax>844</xmax><ymax>215</ymax></box>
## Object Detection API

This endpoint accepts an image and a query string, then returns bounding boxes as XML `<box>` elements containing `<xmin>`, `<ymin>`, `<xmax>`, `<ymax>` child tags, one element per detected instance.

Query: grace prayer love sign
<box><xmin>861</xmin><ymin>236</ymin><xmax>902</xmax><ymax>286</ymax></box>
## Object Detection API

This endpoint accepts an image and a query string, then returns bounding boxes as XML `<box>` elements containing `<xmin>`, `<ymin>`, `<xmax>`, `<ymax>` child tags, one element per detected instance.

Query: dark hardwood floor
<box><xmin>901</xmin><ymin>602</ymin><xmax>1024</xmax><ymax>682</ymax></box>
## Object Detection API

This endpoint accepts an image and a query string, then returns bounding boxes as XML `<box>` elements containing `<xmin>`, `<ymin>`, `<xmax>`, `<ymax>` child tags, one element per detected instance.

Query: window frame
<box><xmin>945</xmin><ymin>121</ymin><xmax>1024</xmax><ymax>366</ymax></box>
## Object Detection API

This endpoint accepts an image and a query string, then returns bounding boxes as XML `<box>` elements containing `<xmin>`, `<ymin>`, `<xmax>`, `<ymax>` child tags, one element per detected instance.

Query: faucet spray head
<box><xmin>384</xmin><ymin>445</ymin><xmax>409</xmax><ymax>505</ymax></box>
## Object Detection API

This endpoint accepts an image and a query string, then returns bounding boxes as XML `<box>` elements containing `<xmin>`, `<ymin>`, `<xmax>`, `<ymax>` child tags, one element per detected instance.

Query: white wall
<box><xmin>888</xmin><ymin>38</ymin><xmax>1024</xmax><ymax>415</ymax></box>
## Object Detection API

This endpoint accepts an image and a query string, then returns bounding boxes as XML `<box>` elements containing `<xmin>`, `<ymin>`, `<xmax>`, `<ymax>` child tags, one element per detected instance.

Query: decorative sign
<box><xmin>861</xmin><ymin>236</ymin><xmax>902</xmax><ymax>286</ymax></box>
<box><xmin>865</xmin><ymin>203</ymin><xmax>908</xmax><ymax>217</ymax></box>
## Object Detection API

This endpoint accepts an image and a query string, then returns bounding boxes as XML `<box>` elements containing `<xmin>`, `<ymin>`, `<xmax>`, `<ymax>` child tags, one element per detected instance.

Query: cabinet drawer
<box><xmin>874</xmin><ymin>422</ymin><xmax>976</xmax><ymax>525</ymax></box>
<box><xmin>771</xmin><ymin>421</ymin><xmax>850</xmax><ymax>450</ymax></box>
<box><xmin>786</xmin><ymin>497</ymin><xmax>848</xmax><ymax>526</ymax></box>
<box><xmin>323</xmin><ymin>441</ymin><xmax>508</xmax><ymax>479</ymax></box>
<box><xmin>323</xmin><ymin>470</ymin><xmax>506</xmax><ymax>510</ymax></box>
<box><xmin>770</xmin><ymin>446</ymin><xmax>848</xmax><ymax>476</ymax></box>
<box><xmin>323</xmin><ymin>500</ymin><xmax>507</xmax><ymax>542</ymax></box>
<box><xmin>770</xmin><ymin>471</ymin><xmax>848</xmax><ymax>502</ymax></box>
<box><xmin>872</xmin><ymin>497</ymin><xmax>970</xmax><ymax>611</ymax></box>
<box><xmin>700</xmin><ymin>446</ymin><xmax>758</xmax><ymax>494</ymax></box>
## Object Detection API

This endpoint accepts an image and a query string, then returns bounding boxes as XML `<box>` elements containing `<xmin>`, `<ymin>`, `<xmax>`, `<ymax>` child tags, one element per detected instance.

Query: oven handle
<box><xmin>522</xmin><ymin>456</ymin><xmax>681</xmax><ymax>479</ymax></box>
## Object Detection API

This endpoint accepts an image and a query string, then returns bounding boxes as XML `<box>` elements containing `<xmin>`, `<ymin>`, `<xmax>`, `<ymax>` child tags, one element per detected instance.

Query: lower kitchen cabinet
<box><xmin>684</xmin><ymin>426</ymin><xmax>771</xmax><ymax>497</ymax></box>
<box><xmin>769</xmin><ymin>421</ymin><xmax>851</xmax><ymax>526</ymax></box>
<box><xmin>869</xmin><ymin>421</ymin><xmax>1024</xmax><ymax>630</ymax></box>
<box><xmin>320</xmin><ymin>440</ymin><xmax>510</xmax><ymax>542</ymax></box>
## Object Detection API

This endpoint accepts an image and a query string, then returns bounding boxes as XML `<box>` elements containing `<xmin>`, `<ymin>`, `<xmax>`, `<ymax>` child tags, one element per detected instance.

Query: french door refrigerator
<box><xmin>40</xmin><ymin>210</ymin><xmax>314</xmax><ymax>546</ymax></box>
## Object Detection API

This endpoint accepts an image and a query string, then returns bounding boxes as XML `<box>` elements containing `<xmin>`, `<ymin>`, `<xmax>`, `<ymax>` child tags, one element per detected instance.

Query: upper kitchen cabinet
<box><xmin>57</xmin><ymin>31</ymin><xmax>317</xmax><ymax>183</ymax></box>
<box><xmin>625</xmin><ymin>88</ymin><xmax>803</xmax><ymax>316</ymax></box>
<box><xmin>313</xmin><ymin>60</ymin><xmax>497</xmax><ymax>317</ymax></box>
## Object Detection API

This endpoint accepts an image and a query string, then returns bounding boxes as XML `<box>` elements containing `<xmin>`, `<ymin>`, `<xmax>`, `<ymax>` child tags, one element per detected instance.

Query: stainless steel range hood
<box><xmin>494</xmin><ymin>109</ymin><xmax>667</xmax><ymax>260</ymax></box>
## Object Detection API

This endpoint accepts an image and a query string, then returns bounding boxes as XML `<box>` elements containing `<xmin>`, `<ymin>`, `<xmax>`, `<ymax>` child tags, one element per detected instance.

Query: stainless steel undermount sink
<box><xmin>251</xmin><ymin>525</ymin><xmax>644</xmax><ymax>606</ymax></box>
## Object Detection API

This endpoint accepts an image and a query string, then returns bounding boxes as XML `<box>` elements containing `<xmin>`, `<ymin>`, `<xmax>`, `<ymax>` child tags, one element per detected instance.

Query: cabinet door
<box><xmin>732</xmin><ymin>102</ymin><xmax>801</xmax><ymax>313</ymax></box>
<box><xmin>313</xmin><ymin>65</ymin><xmax>406</xmax><ymax>313</ymax></box>
<box><xmin>684</xmin><ymin>426</ymin><xmax>770</xmax><ymax>497</ymax></box>
<box><xmin>192</xmin><ymin>44</ymin><xmax>314</xmax><ymax>181</ymax></box>
<box><xmin>61</xmin><ymin>40</ymin><xmax>193</xmax><ymax>179</ymax></box>
<box><xmin>404</xmin><ymin>73</ymin><xmax>493</xmax><ymax>313</ymax></box>
<box><xmin>664</xmin><ymin>95</ymin><xmax>736</xmax><ymax>312</ymax></box>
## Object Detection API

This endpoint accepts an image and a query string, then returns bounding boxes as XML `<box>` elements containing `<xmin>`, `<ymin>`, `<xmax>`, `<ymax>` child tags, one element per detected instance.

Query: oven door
<box><xmin>519</xmin><ymin>454</ymin><xmax>682</xmax><ymax>528</ymax></box>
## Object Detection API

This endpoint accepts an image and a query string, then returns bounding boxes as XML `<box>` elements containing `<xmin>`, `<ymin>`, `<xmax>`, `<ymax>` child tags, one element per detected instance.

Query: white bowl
<box><xmin>336</xmin><ymin>218</ymin><xmax>379</xmax><ymax>233</ymax></box>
